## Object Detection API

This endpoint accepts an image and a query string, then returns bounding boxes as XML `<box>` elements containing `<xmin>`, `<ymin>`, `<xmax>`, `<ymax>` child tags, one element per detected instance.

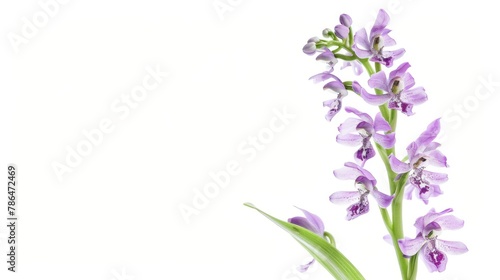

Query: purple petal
<box><xmin>330</xmin><ymin>191</ymin><xmax>361</xmax><ymax>204</ymax></box>
<box><xmin>309</xmin><ymin>72</ymin><xmax>340</xmax><ymax>83</ymax></box>
<box><xmin>297</xmin><ymin>258</ymin><xmax>316</xmax><ymax>272</ymax></box>
<box><xmin>406</xmin><ymin>142</ymin><xmax>418</xmax><ymax>162</ymax></box>
<box><xmin>373</xmin><ymin>113</ymin><xmax>391</xmax><ymax>132</ymax></box>
<box><xmin>338</xmin><ymin>117</ymin><xmax>363</xmax><ymax>133</ymax></box>
<box><xmin>416</xmin><ymin>119</ymin><xmax>441</xmax><ymax>147</ymax></box>
<box><xmin>373</xmin><ymin>132</ymin><xmax>395</xmax><ymax>149</ymax></box>
<box><xmin>371</xmin><ymin>9</ymin><xmax>390</xmax><ymax>33</ymax></box>
<box><xmin>353</xmin><ymin>48</ymin><xmax>372</xmax><ymax>59</ymax></box>
<box><xmin>339</xmin><ymin>14</ymin><xmax>352</xmax><ymax>27</ymax></box>
<box><xmin>416</xmin><ymin>184</ymin><xmax>436</xmax><ymax>203</ymax></box>
<box><xmin>389</xmin><ymin>99</ymin><xmax>411</xmax><ymax>115</ymax></box>
<box><xmin>423</xmin><ymin>142</ymin><xmax>441</xmax><ymax>153</ymax></box>
<box><xmin>289</xmin><ymin>217</ymin><xmax>315</xmax><ymax>232</ymax></box>
<box><xmin>404</xmin><ymin>183</ymin><xmax>415</xmax><ymax>200</ymax></box>
<box><xmin>316</xmin><ymin>48</ymin><xmax>336</xmax><ymax>63</ymax></box>
<box><xmin>298</xmin><ymin>207</ymin><xmax>325</xmax><ymax>234</ymax></box>
<box><xmin>337</xmin><ymin>133</ymin><xmax>362</xmax><ymax>146</ymax></box>
<box><xmin>341</xmin><ymin>61</ymin><xmax>363</xmax><ymax>76</ymax></box>
<box><xmin>307</xmin><ymin>37</ymin><xmax>320</xmax><ymax>43</ymax></box>
<box><xmin>380</xmin><ymin>33</ymin><xmax>396</xmax><ymax>47</ymax></box>
<box><xmin>368</xmin><ymin>71</ymin><xmax>389</xmax><ymax>92</ymax></box>
<box><xmin>391</xmin><ymin>48</ymin><xmax>406</xmax><ymax>60</ymax></box>
<box><xmin>389</xmin><ymin>155</ymin><xmax>411</xmax><ymax>174</ymax></box>
<box><xmin>303</xmin><ymin>42</ymin><xmax>317</xmax><ymax>55</ymax></box>
<box><xmin>355</xmin><ymin>144</ymin><xmax>376</xmax><ymax>163</ymax></box>
<box><xmin>360</xmin><ymin>89</ymin><xmax>391</xmax><ymax>106</ymax></box>
<box><xmin>415</xmin><ymin>208</ymin><xmax>454</xmax><ymax>233</ymax></box>
<box><xmin>383</xmin><ymin>234</ymin><xmax>392</xmax><ymax>245</ymax></box>
<box><xmin>346</xmin><ymin>162</ymin><xmax>376</xmax><ymax>182</ymax></box>
<box><xmin>422</xmin><ymin>170</ymin><xmax>448</xmax><ymax>184</ymax></box>
<box><xmin>389</xmin><ymin>62</ymin><xmax>411</xmax><ymax>81</ymax></box>
<box><xmin>403</xmin><ymin>72</ymin><xmax>415</xmax><ymax>90</ymax></box>
<box><xmin>426</xmin><ymin>150</ymin><xmax>449</xmax><ymax>168</ymax></box>
<box><xmin>351</xmin><ymin>81</ymin><xmax>363</xmax><ymax>94</ymax></box>
<box><xmin>345</xmin><ymin>196</ymin><xmax>369</xmax><ymax>220</ymax></box>
<box><xmin>422</xmin><ymin>243</ymin><xmax>448</xmax><ymax>272</ymax></box>
<box><xmin>345</xmin><ymin>106</ymin><xmax>373</xmax><ymax>123</ymax></box>
<box><xmin>401</xmin><ymin>87</ymin><xmax>428</xmax><ymax>105</ymax></box>
<box><xmin>434</xmin><ymin>215</ymin><xmax>464</xmax><ymax>231</ymax></box>
<box><xmin>371</xmin><ymin>188</ymin><xmax>393</xmax><ymax>208</ymax></box>
<box><xmin>333</xmin><ymin>162</ymin><xmax>376</xmax><ymax>182</ymax></box>
<box><xmin>323</xmin><ymin>81</ymin><xmax>347</xmax><ymax>96</ymax></box>
<box><xmin>437</xmin><ymin>240</ymin><xmax>468</xmax><ymax>255</ymax></box>
<box><xmin>323</xmin><ymin>99</ymin><xmax>342</xmax><ymax>121</ymax></box>
<box><xmin>333</xmin><ymin>166</ymin><xmax>361</xmax><ymax>180</ymax></box>
<box><xmin>334</xmin><ymin>25</ymin><xmax>349</xmax><ymax>39</ymax></box>
<box><xmin>353</xmin><ymin>29</ymin><xmax>372</xmax><ymax>58</ymax></box>
<box><xmin>398</xmin><ymin>235</ymin><xmax>426</xmax><ymax>256</ymax></box>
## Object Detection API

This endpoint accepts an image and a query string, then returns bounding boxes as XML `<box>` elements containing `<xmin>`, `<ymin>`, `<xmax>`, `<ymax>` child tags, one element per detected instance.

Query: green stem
<box><xmin>358</xmin><ymin>58</ymin><xmax>409</xmax><ymax>280</ymax></box>
<box><xmin>348</xmin><ymin>27</ymin><xmax>354</xmax><ymax>47</ymax></box>
<box><xmin>379</xmin><ymin>207</ymin><xmax>392</xmax><ymax>232</ymax></box>
<box><xmin>408</xmin><ymin>254</ymin><xmax>419</xmax><ymax>280</ymax></box>
<box><xmin>392</xmin><ymin>182</ymin><xmax>408</xmax><ymax>280</ymax></box>
<box><xmin>325</xmin><ymin>41</ymin><xmax>355</xmax><ymax>55</ymax></box>
<box><xmin>334</xmin><ymin>53</ymin><xmax>357</xmax><ymax>61</ymax></box>
<box><xmin>359</xmin><ymin>58</ymin><xmax>375</xmax><ymax>76</ymax></box>
<box><xmin>323</xmin><ymin>231</ymin><xmax>336</xmax><ymax>247</ymax></box>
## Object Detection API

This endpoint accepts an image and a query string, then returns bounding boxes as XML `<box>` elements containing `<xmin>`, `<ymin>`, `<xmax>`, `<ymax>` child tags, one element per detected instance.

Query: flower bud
<box><xmin>334</xmin><ymin>25</ymin><xmax>349</xmax><ymax>40</ymax></box>
<box><xmin>339</xmin><ymin>14</ymin><xmax>352</xmax><ymax>27</ymax></box>
<box><xmin>322</xmin><ymin>28</ymin><xmax>333</xmax><ymax>38</ymax></box>
<box><xmin>302</xmin><ymin>42</ymin><xmax>317</xmax><ymax>55</ymax></box>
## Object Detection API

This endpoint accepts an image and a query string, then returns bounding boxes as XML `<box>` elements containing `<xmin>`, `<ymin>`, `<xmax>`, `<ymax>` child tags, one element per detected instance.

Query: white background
<box><xmin>1</xmin><ymin>0</ymin><xmax>497</xmax><ymax>279</ymax></box>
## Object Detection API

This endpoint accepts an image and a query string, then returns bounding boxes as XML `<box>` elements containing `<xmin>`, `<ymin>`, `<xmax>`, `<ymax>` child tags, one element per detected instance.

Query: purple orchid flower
<box><xmin>389</xmin><ymin>119</ymin><xmax>448</xmax><ymax>204</ymax></box>
<box><xmin>288</xmin><ymin>207</ymin><xmax>325</xmax><ymax>272</ymax></box>
<box><xmin>337</xmin><ymin>107</ymin><xmax>395</xmax><ymax>165</ymax></box>
<box><xmin>315</xmin><ymin>47</ymin><xmax>338</xmax><ymax>72</ymax></box>
<box><xmin>353</xmin><ymin>9</ymin><xmax>405</xmax><ymax>67</ymax></box>
<box><xmin>398</xmin><ymin>208</ymin><xmax>468</xmax><ymax>273</ymax></box>
<box><xmin>330</xmin><ymin>162</ymin><xmax>393</xmax><ymax>220</ymax></box>
<box><xmin>308</xmin><ymin>72</ymin><xmax>346</xmax><ymax>121</ymax></box>
<box><xmin>354</xmin><ymin>62</ymin><xmax>428</xmax><ymax>116</ymax></box>
<box><xmin>322</xmin><ymin>80</ymin><xmax>348</xmax><ymax>121</ymax></box>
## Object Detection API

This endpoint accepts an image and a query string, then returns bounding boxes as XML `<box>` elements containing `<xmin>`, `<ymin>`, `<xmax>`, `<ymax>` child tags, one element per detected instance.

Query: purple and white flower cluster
<box><xmin>297</xmin><ymin>9</ymin><xmax>467</xmax><ymax>275</ymax></box>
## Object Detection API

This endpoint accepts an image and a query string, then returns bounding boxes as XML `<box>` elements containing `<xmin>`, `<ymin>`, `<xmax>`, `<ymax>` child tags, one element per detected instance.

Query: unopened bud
<box><xmin>339</xmin><ymin>14</ymin><xmax>352</xmax><ymax>27</ymax></box>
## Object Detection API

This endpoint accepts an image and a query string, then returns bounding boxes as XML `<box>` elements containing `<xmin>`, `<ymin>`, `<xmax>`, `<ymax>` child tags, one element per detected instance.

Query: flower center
<box><xmin>355</xmin><ymin>181</ymin><xmax>369</xmax><ymax>195</ymax></box>
<box><xmin>357</xmin><ymin>127</ymin><xmax>370</xmax><ymax>138</ymax></box>
<box><xmin>413</xmin><ymin>157</ymin><xmax>427</xmax><ymax>169</ymax></box>
<box><xmin>391</xmin><ymin>78</ymin><xmax>404</xmax><ymax>94</ymax></box>
<box><xmin>372</xmin><ymin>36</ymin><xmax>384</xmax><ymax>52</ymax></box>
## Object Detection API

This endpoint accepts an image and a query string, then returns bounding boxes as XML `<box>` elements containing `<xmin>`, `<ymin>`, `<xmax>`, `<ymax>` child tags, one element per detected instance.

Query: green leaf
<box><xmin>244</xmin><ymin>203</ymin><xmax>365</xmax><ymax>280</ymax></box>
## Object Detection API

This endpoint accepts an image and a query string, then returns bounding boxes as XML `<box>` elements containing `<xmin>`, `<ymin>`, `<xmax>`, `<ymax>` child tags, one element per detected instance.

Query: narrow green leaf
<box><xmin>245</xmin><ymin>203</ymin><xmax>365</xmax><ymax>280</ymax></box>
